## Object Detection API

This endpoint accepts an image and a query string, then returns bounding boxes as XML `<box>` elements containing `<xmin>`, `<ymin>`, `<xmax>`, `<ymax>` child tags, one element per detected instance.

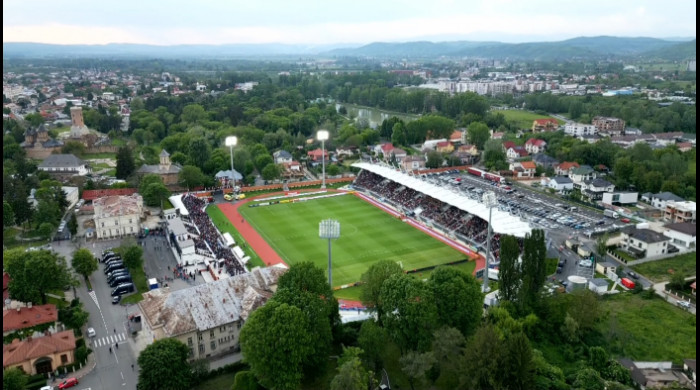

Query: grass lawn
<box><xmin>492</xmin><ymin>109</ymin><xmax>564</xmax><ymax>130</ymax></box>
<box><xmin>206</xmin><ymin>206</ymin><xmax>265</xmax><ymax>269</ymax></box>
<box><xmin>597</xmin><ymin>293</ymin><xmax>696</xmax><ymax>363</ymax></box>
<box><xmin>240</xmin><ymin>194</ymin><xmax>466</xmax><ymax>288</ymax></box>
<box><xmin>121</xmin><ymin>266</ymin><xmax>148</xmax><ymax>304</ymax></box>
<box><xmin>545</xmin><ymin>257</ymin><xmax>559</xmax><ymax>276</ymax></box>
<box><xmin>83</xmin><ymin>152</ymin><xmax>117</xmax><ymax>159</ymax></box>
<box><xmin>163</xmin><ymin>199</ymin><xmax>174</xmax><ymax>209</ymax></box>
<box><xmin>612</xmin><ymin>248</ymin><xmax>637</xmax><ymax>263</ymax></box>
<box><xmin>631</xmin><ymin>253</ymin><xmax>697</xmax><ymax>282</ymax></box>
<box><xmin>3</xmin><ymin>227</ymin><xmax>50</xmax><ymax>250</ymax></box>
<box><xmin>191</xmin><ymin>373</ymin><xmax>238</xmax><ymax>390</ymax></box>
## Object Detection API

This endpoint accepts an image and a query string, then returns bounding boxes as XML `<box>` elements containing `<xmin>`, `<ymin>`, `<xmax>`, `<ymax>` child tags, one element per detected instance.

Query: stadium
<box><xmin>206</xmin><ymin>162</ymin><xmax>531</xmax><ymax>290</ymax></box>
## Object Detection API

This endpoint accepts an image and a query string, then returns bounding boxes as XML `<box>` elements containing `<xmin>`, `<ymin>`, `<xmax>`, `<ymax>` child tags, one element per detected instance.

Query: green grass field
<box><xmin>631</xmin><ymin>253</ymin><xmax>697</xmax><ymax>282</ymax></box>
<box><xmin>207</xmin><ymin>207</ymin><xmax>265</xmax><ymax>269</ymax></box>
<box><xmin>239</xmin><ymin>194</ymin><xmax>468</xmax><ymax>287</ymax></box>
<box><xmin>492</xmin><ymin>109</ymin><xmax>564</xmax><ymax>130</ymax></box>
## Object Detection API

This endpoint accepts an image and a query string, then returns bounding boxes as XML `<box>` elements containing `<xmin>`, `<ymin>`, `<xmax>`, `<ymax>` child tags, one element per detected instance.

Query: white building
<box><xmin>94</xmin><ymin>194</ymin><xmax>144</xmax><ymax>239</ymax></box>
<box><xmin>548</xmin><ymin>176</ymin><xmax>574</xmax><ymax>192</ymax></box>
<box><xmin>273</xmin><ymin>150</ymin><xmax>293</xmax><ymax>164</ymax></box>
<box><xmin>138</xmin><ymin>266</ymin><xmax>287</xmax><ymax>361</ymax></box>
<box><xmin>38</xmin><ymin>154</ymin><xmax>90</xmax><ymax>176</ymax></box>
<box><xmin>62</xmin><ymin>186</ymin><xmax>80</xmax><ymax>209</ymax></box>
<box><xmin>620</xmin><ymin>227</ymin><xmax>671</xmax><ymax>258</ymax></box>
<box><xmin>663</xmin><ymin>222</ymin><xmax>696</xmax><ymax>249</ymax></box>
<box><xmin>602</xmin><ymin>192</ymin><xmax>638</xmax><ymax>206</ymax></box>
<box><xmin>647</xmin><ymin>192</ymin><xmax>685</xmax><ymax>209</ymax></box>
<box><xmin>664</xmin><ymin>201</ymin><xmax>696</xmax><ymax>224</ymax></box>
<box><xmin>564</xmin><ymin>123</ymin><xmax>598</xmax><ymax>137</ymax></box>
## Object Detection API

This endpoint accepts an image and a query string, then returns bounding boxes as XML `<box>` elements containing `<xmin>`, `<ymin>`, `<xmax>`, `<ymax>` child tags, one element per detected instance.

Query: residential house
<box><xmin>335</xmin><ymin>147</ymin><xmax>357</xmax><ymax>158</ymax></box>
<box><xmin>502</xmin><ymin>141</ymin><xmax>516</xmax><ymax>153</ymax></box>
<box><xmin>452</xmin><ymin>144</ymin><xmax>480</xmax><ymax>164</ymax></box>
<box><xmin>136</xmin><ymin>150</ymin><xmax>182</xmax><ymax>185</ymax></box>
<box><xmin>532</xmin><ymin>153</ymin><xmax>559</xmax><ymax>168</ymax></box>
<box><xmin>38</xmin><ymin>154</ymin><xmax>91</xmax><ymax>176</ymax></box>
<box><xmin>580</xmin><ymin>178</ymin><xmax>615</xmax><ymax>201</ymax></box>
<box><xmin>436</xmin><ymin>141</ymin><xmax>454</xmax><ymax>153</ymax></box>
<box><xmin>421</xmin><ymin>139</ymin><xmax>448</xmax><ymax>151</ymax></box>
<box><xmin>578</xmin><ymin>134</ymin><xmax>602</xmax><ymax>144</ymax></box>
<box><xmin>555</xmin><ymin>161</ymin><xmax>580</xmax><ymax>176</ymax></box>
<box><xmin>450</xmin><ymin>130</ymin><xmax>465</xmax><ymax>144</ymax></box>
<box><xmin>532</xmin><ymin>118</ymin><xmax>559</xmax><ymax>132</ymax></box>
<box><xmin>592</xmin><ymin>116</ymin><xmax>625</xmax><ymax>136</ymax></box>
<box><xmin>139</xmin><ymin>266</ymin><xmax>287</xmax><ymax>361</ymax></box>
<box><xmin>401</xmin><ymin>156</ymin><xmax>426</xmax><ymax>171</ymax></box>
<box><xmin>646</xmin><ymin>192</ymin><xmax>685</xmax><ymax>209</ymax></box>
<box><xmin>619</xmin><ymin>360</ymin><xmax>693</xmax><ymax>390</ymax></box>
<box><xmin>2</xmin><ymin>330</ymin><xmax>76</xmax><ymax>375</ymax></box>
<box><xmin>665</xmin><ymin>201</ymin><xmax>696</xmax><ymax>223</ymax></box>
<box><xmin>506</xmin><ymin>146</ymin><xmax>528</xmax><ymax>160</ymax></box>
<box><xmin>564</xmin><ymin>123</ymin><xmax>598</xmax><ymax>137</ymax></box>
<box><xmin>625</xmin><ymin>127</ymin><xmax>643</xmax><ymax>135</ymax></box>
<box><xmin>570</xmin><ymin>165</ymin><xmax>596</xmax><ymax>185</ymax></box>
<box><xmin>588</xmin><ymin>279</ymin><xmax>609</xmax><ymax>294</ymax></box>
<box><xmin>491</xmin><ymin>131</ymin><xmax>505</xmax><ymax>140</ymax></box>
<box><xmin>281</xmin><ymin>161</ymin><xmax>304</xmax><ymax>179</ymax></box>
<box><xmin>524</xmin><ymin>139</ymin><xmax>547</xmax><ymax>154</ymax></box>
<box><xmin>653</xmin><ymin>132</ymin><xmax>684</xmax><ymax>146</ymax></box>
<box><xmin>510</xmin><ymin>161</ymin><xmax>536</xmax><ymax>178</ymax></box>
<box><xmin>3</xmin><ymin>304</ymin><xmax>59</xmax><ymax>337</ymax></box>
<box><xmin>548</xmin><ymin>176</ymin><xmax>574</xmax><ymax>192</ymax></box>
<box><xmin>272</xmin><ymin>150</ymin><xmax>293</xmax><ymax>164</ymax></box>
<box><xmin>595</xmin><ymin>261</ymin><xmax>617</xmax><ymax>277</ymax></box>
<box><xmin>663</xmin><ymin>222</ymin><xmax>696</xmax><ymax>249</ymax></box>
<box><xmin>620</xmin><ymin>226</ymin><xmax>671</xmax><ymax>258</ymax></box>
<box><xmin>677</xmin><ymin>142</ymin><xmax>693</xmax><ymax>152</ymax></box>
<box><xmin>307</xmin><ymin>148</ymin><xmax>328</xmax><ymax>162</ymax></box>
<box><xmin>93</xmin><ymin>194</ymin><xmax>144</xmax><ymax>239</ymax></box>
<box><xmin>214</xmin><ymin>170</ymin><xmax>243</xmax><ymax>187</ymax></box>
<box><xmin>611</xmin><ymin>134</ymin><xmax>655</xmax><ymax>149</ymax></box>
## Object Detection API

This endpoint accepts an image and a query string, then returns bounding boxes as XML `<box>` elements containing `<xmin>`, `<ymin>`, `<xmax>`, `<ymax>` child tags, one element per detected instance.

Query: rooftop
<box><xmin>94</xmin><ymin>194</ymin><xmax>143</xmax><ymax>219</ymax></box>
<box><xmin>652</xmin><ymin>192</ymin><xmax>684</xmax><ymax>202</ymax></box>
<box><xmin>622</xmin><ymin>227</ymin><xmax>670</xmax><ymax>244</ymax></box>
<box><xmin>664</xmin><ymin>222</ymin><xmax>697</xmax><ymax>237</ymax></box>
<box><xmin>552</xmin><ymin>176</ymin><xmax>573</xmax><ymax>184</ymax></box>
<box><xmin>3</xmin><ymin>304</ymin><xmax>58</xmax><ymax>333</ymax></box>
<box><xmin>82</xmin><ymin>188</ymin><xmax>137</xmax><ymax>201</ymax></box>
<box><xmin>38</xmin><ymin>154</ymin><xmax>85</xmax><ymax>168</ymax></box>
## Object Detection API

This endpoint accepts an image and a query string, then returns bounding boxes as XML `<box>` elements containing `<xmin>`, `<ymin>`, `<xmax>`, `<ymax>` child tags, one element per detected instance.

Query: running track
<box><xmin>216</xmin><ymin>189</ymin><xmax>485</xmax><ymax>276</ymax></box>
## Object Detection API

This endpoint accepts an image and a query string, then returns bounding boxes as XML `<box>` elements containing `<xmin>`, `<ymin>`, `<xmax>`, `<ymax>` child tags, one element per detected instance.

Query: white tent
<box><xmin>352</xmin><ymin>162</ymin><xmax>532</xmax><ymax>238</ymax></box>
<box><xmin>168</xmin><ymin>195</ymin><xmax>189</xmax><ymax>216</ymax></box>
<box><xmin>222</xmin><ymin>232</ymin><xmax>235</xmax><ymax>247</ymax></box>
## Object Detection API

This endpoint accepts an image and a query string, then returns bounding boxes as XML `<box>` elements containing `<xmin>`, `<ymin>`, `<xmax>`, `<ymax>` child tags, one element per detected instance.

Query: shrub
<box><xmin>232</xmin><ymin>371</ymin><xmax>260</xmax><ymax>390</ymax></box>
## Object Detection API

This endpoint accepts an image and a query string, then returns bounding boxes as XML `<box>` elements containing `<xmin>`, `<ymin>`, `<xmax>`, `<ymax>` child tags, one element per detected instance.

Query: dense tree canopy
<box><xmin>4</xmin><ymin>249</ymin><xmax>73</xmax><ymax>304</ymax></box>
<box><xmin>137</xmin><ymin>338</ymin><xmax>192</xmax><ymax>390</ymax></box>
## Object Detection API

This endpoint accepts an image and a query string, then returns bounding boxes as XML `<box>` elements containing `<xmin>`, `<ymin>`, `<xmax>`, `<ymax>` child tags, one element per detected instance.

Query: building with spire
<box><xmin>20</xmin><ymin>124</ymin><xmax>64</xmax><ymax>158</ymax></box>
<box><xmin>136</xmin><ymin>149</ymin><xmax>182</xmax><ymax>185</ymax></box>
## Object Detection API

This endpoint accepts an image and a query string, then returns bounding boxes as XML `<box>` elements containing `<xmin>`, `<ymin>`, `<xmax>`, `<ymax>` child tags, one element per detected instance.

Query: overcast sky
<box><xmin>3</xmin><ymin>0</ymin><xmax>696</xmax><ymax>45</ymax></box>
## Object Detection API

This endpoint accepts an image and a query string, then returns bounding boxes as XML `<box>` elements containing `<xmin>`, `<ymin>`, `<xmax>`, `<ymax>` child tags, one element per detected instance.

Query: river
<box><xmin>336</xmin><ymin>103</ymin><xmax>419</xmax><ymax>129</ymax></box>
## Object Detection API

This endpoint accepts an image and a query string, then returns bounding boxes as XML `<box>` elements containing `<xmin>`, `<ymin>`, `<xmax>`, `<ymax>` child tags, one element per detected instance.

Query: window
<box><xmin>210</xmin><ymin>341</ymin><xmax>216</xmax><ymax>350</ymax></box>
<box><xmin>115</xmin><ymin>220</ymin><xmax>119</xmax><ymax>226</ymax></box>
<box><xmin>129</xmin><ymin>219</ymin><xmax>132</xmax><ymax>224</ymax></box>
<box><xmin>101</xmin><ymin>222</ymin><xmax>105</xmax><ymax>228</ymax></box>
<box><xmin>198</xmin><ymin>333</ymin><xmax>203</xmax><ymax>341</ymax></box>
<box><xmin>188</xmin><ymin>337</ymin><xmax>193</xmax><ymax>346</ymax></box>
<box><xmin>210</xmin><ymin>331</ymin><xmax>215</xmax><ymax>339</ymax></box>
<box><xmin>198</xmin><ymin>344</ymin><xmax>205</xmax><ymax>354</ymax></box>
<box><xmin>237</xmin><ymin>322</ymin><xmax>242</xmax><ymax>330</ymax></box>
<box><xmin>189</xmin><ymin>348</ymin><xmax>194</xmax><ymax>358</ymax></box>
<box><xmin>61</xmin><ymin>354</ymin><xmax>68</xmax><ymax>364</ymax></box>
<box><xmin>130</xmin><ymin>227</ymin><xmax>133</xmax><ymax>233</ymax></box>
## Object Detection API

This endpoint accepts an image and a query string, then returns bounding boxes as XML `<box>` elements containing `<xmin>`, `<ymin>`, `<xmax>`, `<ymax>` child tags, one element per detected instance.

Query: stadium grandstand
<box><xmin>352</xmin><ymin>162</ymin><xmax>531</xmax><ymax>261</ymax></box>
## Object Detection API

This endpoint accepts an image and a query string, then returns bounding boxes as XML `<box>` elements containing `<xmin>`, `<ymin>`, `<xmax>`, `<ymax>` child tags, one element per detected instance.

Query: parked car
<box><xmin>87</xmin><ymin>327</ymin><xmax>96</xmax><ymax>337</ymax></box>
<box><xmin>678</xmin><ymin>300</ymin><xmax>691</xmax><ymax>308</ymax></box>
<box><xmin>627</xmin><ymin>271</ymin><xmax>639</xmax><ymax>280</ymax></box>
<box><xmin>112</xmin><ymin>295</ymin><xmax>122</xmax><ymax>305</ymax></box>
<box><xmin>58</xmin><ymin>378</ymin><xmax>79</xmax><ymax>389</ymax></box>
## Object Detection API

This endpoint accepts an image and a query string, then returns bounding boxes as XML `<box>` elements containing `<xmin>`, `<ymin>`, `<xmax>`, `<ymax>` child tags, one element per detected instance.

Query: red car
<box><xmin>620</xmin><ymin>218</ymin><xmax>631</xmax><ymax>223</ymax></box>
<box><xmin>58</xmin><ymin>378</ymin><xmax>79</xmax><ymax>389</ymax></box>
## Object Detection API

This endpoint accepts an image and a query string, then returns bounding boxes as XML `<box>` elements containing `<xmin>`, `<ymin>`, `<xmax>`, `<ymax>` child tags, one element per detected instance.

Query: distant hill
<box><xmin>329</xmin><ymin>36</ymin><xmax>694</xmax><ymax>61</ymax></box>
<box><xmin>640</xmin><ymin>39</ymin><xmax>696</xmax><ymax>61</ymax></box>
<box><xmin>2</xmin><ymin>37</ymin><xmax>695</xmax><ymax>60</ymax></box>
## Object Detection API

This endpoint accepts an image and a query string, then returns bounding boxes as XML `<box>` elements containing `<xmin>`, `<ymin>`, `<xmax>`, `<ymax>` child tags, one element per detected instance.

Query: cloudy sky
<box><xmin>3</xmin><ymin>0</ymin><xmax>696</xmax><ymax>45</ymax></box>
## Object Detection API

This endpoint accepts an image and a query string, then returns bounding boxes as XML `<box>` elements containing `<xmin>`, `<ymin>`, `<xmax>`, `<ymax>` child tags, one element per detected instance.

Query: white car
<box><xmin>677</xmin><ymin>301</ymin><xmax>691</xmax><ymax>308</ymax></box>
<box><xmin>87</xmin><ymin>327</ymin><xmax>96</xmax><ymax>337</ymax></box>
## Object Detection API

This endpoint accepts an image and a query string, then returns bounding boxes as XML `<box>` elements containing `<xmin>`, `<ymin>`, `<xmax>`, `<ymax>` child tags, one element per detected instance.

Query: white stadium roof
<box><xmin>353</xmin><ymin>162</ymin><xmax>532</xmax><ymax>238</ymax></box>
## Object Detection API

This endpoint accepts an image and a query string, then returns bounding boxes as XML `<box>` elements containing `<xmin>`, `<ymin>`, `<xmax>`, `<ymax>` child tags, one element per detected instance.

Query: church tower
<box><xmin>159</xmin><ymin>149</ymin><xmax>172</xmax><ymax>170</ymax></box>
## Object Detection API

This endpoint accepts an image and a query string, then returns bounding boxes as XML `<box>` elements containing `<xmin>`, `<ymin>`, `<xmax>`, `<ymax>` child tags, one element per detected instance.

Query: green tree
<box><xmin>3</xmin><ymin>201</ymin><xmax>15</xmax><ymax>228</ymax></box>
<box><xmin>116</xmin><ymin>146</ymin><xmax>136</xmax><ymax>179</ymax></box>
<box><xmin>426</xmin><ymin>151</ymin><xmax>443</xmax><ymax>168</ymax></box>
<box><xmin>261</xmin><ymin>163</ymin><xmax>281</xmax><ymax>181</ymax></box>
<box><xmin>120</xmin><ymin>245</ymin><xmax>144</xmax><ymax>270</ymax></box>
<box><xmin>254</xmin><ymin>154</ymin><xmax>273</xmax><ymax>172</ymax></box>
<box><xmin>501</xmin><ymin>331</ymin><xmax>535</xmax><ymax>390</ymax></box>
<box><xmin>595</xmin><ymin>234</ymin><xmax>609</xmax><ymax>262</ymax></box>
<box><xmin>188</xmin><ymin>137</ymin><xmax>212</xmax><ymax>170</ymax></box>
<box><xmin>400</xmin><ymin>351</ymin><xmax>437</xmax><ymax>390</ymax></box>
<box><xmin>326</xmin><ymin>164</ymin><xmax>340</xmax><ymax>177</ymax></box>
<box><xmin>24</xmin><ymin>112</ymin><xmax>45</xmax><ymax>127</ymax></box>
<box><xmin>380</xmin><ymin>273</ymin><xmax>438</xmax><ymax>352</ymax></box>
<box><xmin>460</xmin><ymin>324</ymin><xmax>504</xmax><ymax>390</ymax></box>
<box><xmin>391</xmin><ymin>122</ymin><xmax>407</xmax><ymax>146</ymax></box>
<box><xmin>467</xmin><ymin>121</ymin><xmax>491</xmax><ymax>150</ymax></box>
<box><xmin>359</xmin><ymin>260</ymin><xmax>403</xmax><ymax>325</ymax></box>
<box><xmin>38</xmin><ymin>222</ymin><xmax>55</xmax><ymax>239</ymax></box>
<box><xmin>58</xmin><ymin>298</ymin><xmax>90</xmax><ymax>330</ymax></box>
<box><xmin>331</xmin><ymin>355</ymin><xmax>367</xmax><ymax>390</ymax></box>
<box><xmin>181</xmin><ymin>104</ymin><xmax>208</xmax><ymax>124</ymax></box>
<box><xmin>137</xmin><ymin>338</ymin><xmax>192</xmax><ymax>390</ymax></box>
<box><xmin>2</xmin><ymin>367</ymin><xmax>28</xmax><ymax>390</ymax></box>
<box><xmin>358</xmin><ymin>320</ymin><xmax>387</xmax><ymax>372</ymax></box>
<box><xmin>531</xmin><ymin>349</ymin><xmax>568</xmax><ymax>390</ymax></box>
<box><xmin>484</xmin><ymin>139</ymin><xmax>507</xmax><ymax>171</ymax></box>
<box><xmin>520</xmin><ymin>229</ymin><xmax>547</xmax><ymax>310</ymax></box>
<box><xmin>499</xmin><ymin>235</ymin><xmax>522</xmax><ymax>303</ymax></box>
<box><xmin>573</xmin><ymin>367</ymin><xmax>606</xmax><ymax>390</ymax></box>
<box><xmin>72</xmin><ymin>248</ymin><xmax>98</xmax><ymax>280</ymax></box>
<box><xmin>240</xmin><ymin>301</ymin><xmax>313</xmax><ymax>390</ymax></box>
<box><xmin>4</xmin><ymin>249</ymin><xmax>73</xmax><ymax>304</ymax></box>
<box><xmin>428</xmin><ymin>267</ymin><xmax>483</xmax><ymax>337</ymax></box>
<box><xmin>232</xmin><ymin>371</ymin><xmax>260</xmax><ymax>390</ymax></box>
<box><xmin>431</xmin><ymin>326</ymin><xmax>465</xmax><ymax>389</ymax></box>
<box><xmin>142</xmin><ymin>182</ymin><xmax>171</xmax><ymax>207</ymax></box>
<box><xmin>179</xmin><ymin>165</ymin><xmax>207</xmax><ymax>189</ymax></box>
<box><xmin>68</xmin><ymin>213</ymin><xmax>78</xmax><ymax>235</ymax></box>
<box><xmin>667</xmin><ymin>272</ymin><xmax>687</xmax><ymax>292</ymax></box>
<box><xmin>35</xmin><ymin>200</ymin><xmax>61</xmax><ymax>228</ymax></box>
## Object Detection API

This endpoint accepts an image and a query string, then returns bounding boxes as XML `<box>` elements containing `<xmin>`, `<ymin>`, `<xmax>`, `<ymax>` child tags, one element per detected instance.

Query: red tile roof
<box><xmin>521</xmin><ymin>161</ymin><xmax>537</xmax><ymax>170</ymax></box>
<box><xmin>82</xmin><ymin>188</ymin><xmax>137</xmax><ymax>201</ymax></box>
<box><xmin>3</xmin><ymin>330</ymin><xmax>76</xmax><ymax>367</ymax></box>
<box><xmin>503</xmin><ymin>141</ymin><xmax>516</xmax><ymax>150</ymax></box>
<box><xmin>436</xmin><ymin>141</ymin><xmax>451</xmax><ymax>148</ymax></box>
<box><xmin>3</xmin><ymin>304</ymin><xmax>58</xmax><ymax>333</ymax></box>
<box><xmin>450</xmin><ymin>131</ymin><xmax>463</xmax><ymax>141</ymax></box>
<box><xmin>533</xmin><ymin>118</ymin><xmax>558</xmax><ymax>125</ymax></box>
<box><xmin>526</xmin><ymin>139</ymin><xmax>547</xmax><ymax>147</ymax></box>
<box><xmin>558</xmin><ymin>161</ymin><xmax>580</xmax><ymax>171</ymax></box>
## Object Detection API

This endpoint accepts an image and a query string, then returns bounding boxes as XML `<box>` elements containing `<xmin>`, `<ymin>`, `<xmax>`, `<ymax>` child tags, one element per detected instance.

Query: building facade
<box><xmin>38</xmin><ymin>154</ymin><xmax>91</xmax><ymax>176</ymax></box>
<box><xmin>564</xmin><ymin>123</ymin><xmax>598</xmax><ymax>137</ymax></box>
<box><xmin>621</xmin><ymin>227</ymin><xmax>671</xmax><ymax>258</ymax></box>
<box><xmin>136</xmin><ymin>150</ymin><xmax>182</xmax><ymax>185</ymax></box>
<box><xmin>2</xmin><ymin>330</ymin><xmax>76</xmax><ymax>375</ymax></box>
<box><xmin>664</xmin><ymin>201</ymin><xmax>696</xmax><ymax>223</ymax></box>
<box><xmin>592</xmin><ymin>116</ymin><xmax>626</xmax><ymax>135</ymax></box>
<box><xmin>94</xmin><ymin>194</ymin><xmax>144</xmax><ymax>239</ymax></box>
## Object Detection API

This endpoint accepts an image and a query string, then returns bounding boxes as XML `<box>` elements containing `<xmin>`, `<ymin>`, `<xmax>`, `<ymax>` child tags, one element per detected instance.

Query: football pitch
<box><xmin>239</xmin><ymin>194</ymin><xmax>468</xmax><ymax>287</ymax></box>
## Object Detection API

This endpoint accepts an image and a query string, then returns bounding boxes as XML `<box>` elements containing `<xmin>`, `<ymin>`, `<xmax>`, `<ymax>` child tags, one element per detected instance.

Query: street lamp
<box><xmin>482</xmin><ymin>191</ymin><xmax>498</xmax><ymax>293</ymax></box>
<box><xmin>225</xmin><ymin>136</ymin><xmax>238</xmax><ymax>190</ymax></box>
<box><xmin>319</xmin><ymin>219</ymin><xmax>340</xmax><ymax>287</ymax></box>
<box><xmin>317</xmin><ymin>130</ymin><xmax>329</xmax><ymax>189</ymax></box>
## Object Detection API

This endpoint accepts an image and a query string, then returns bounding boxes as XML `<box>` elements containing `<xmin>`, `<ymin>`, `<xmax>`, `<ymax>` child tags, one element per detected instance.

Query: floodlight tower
<box><xmin>319</xmin><ymin>219</ymin><xmax>340</xmax><ymax>287</ymax></box>
<box><xmin>317</xmin><ymin>130</ymin><xmax>329</xmax><ymax>189</ymax></box>
<box><xmin>225</xmin><ymin>136</ymin><xmax>238</xmax><ymax>189</ymax></box>
<box><xmin>482</xmin><ymin>191</ymin><xmax>498</xmax><ymax>293</ymax></box>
